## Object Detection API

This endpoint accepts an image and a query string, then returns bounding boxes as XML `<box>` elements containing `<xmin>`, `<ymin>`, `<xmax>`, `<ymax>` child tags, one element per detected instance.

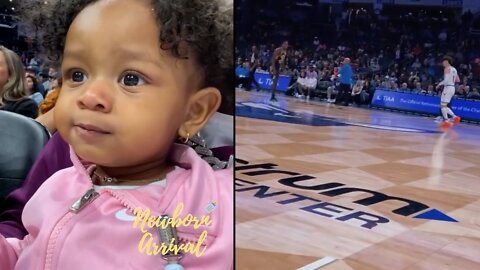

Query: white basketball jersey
<box><xmin>444</xmin><ymin>67</ymin><xmax>458</xmax><ymax>86</ymax></box>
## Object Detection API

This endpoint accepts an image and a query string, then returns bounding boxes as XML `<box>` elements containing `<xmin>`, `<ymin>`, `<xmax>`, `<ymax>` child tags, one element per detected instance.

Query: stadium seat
<box><xmin>314</xmin><ymin>80</ymin><xmax>332</xmax><ymax>98</ymax></box>
<box><xmin>0</xmin><ymin>111</ymin><xmax>50</xmax><ymax>203</ymax></box>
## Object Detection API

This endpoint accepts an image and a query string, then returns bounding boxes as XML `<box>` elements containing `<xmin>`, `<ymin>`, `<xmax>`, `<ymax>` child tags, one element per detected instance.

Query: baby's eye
<box><xmin>120</xmin><ymin>73</ymin><xmax>146</xmax><ymax>87</ymax></box>
<box><xmin>72</xmin><ymin>71</ymin><xmax>87</xmax><ymax>82</ymax></box>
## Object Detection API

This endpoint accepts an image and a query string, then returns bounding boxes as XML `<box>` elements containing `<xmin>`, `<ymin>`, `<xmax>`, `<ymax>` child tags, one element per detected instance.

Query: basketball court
<box><xmin>235</xmin><ymin>90</ymin><xmax>480</xmax><ymax>269</ymax></box>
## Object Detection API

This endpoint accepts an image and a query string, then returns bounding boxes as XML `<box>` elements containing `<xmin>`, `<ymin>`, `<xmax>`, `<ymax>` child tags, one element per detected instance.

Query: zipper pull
<box><xmin>70</xmin><ymin>188</ymin><xmax>99</xmax><ymax>213</ymax></box>
<box><xmin>158</xmin><ymin>215</ymin><xmax>184</xmax><ymax>267</ymax></box>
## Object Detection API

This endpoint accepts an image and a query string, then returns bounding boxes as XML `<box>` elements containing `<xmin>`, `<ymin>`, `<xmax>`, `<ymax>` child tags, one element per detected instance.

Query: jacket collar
<box><xmin>69</xmin><ymin>143</ymin><xmax>207</xmax><ymax>215</ymax></box>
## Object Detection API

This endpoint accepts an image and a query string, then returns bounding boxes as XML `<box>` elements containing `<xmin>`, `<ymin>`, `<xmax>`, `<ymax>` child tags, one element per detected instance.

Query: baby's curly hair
<box><xmin>20</xmin><ymin>0</ymin><xmax>233</xmax><ymax>114</ymax></box>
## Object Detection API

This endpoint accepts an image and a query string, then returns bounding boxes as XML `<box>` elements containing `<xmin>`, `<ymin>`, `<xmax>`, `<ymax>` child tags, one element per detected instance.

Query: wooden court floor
<box><xmin>235</xmin><ymin>90</ymin><xmax>480</xmax><ymax>270</ymax></box>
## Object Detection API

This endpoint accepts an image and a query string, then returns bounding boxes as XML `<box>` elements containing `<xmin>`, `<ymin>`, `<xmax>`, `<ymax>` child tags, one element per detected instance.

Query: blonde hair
<box><xmin>0</xmin><ymin>46</ymin><xmax>28</xmax><ymax>106</ymax></box>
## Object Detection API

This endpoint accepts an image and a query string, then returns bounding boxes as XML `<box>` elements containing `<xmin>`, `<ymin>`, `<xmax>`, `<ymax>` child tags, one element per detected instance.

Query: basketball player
<box><xmin>436</xmin><ymin>56</ymin><xmax>461</xmax><ymax>129</ymax></box>
<box><xmin>270</xmin><ymin>41</ymin><xmax>288</xmax><ymax>102</ymax></box>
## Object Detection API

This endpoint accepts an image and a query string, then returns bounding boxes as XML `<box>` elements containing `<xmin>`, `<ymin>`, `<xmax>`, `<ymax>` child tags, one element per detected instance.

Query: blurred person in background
<box><xmin>467</xmin><ymin>87</ymin><xmax>480</xmax><ymax>99</ymax></box>
<box><xmin>327</xmin><ymin>67</ymin><xmax>340</xmax><ymax>103</ymax></box>
<box><xmin>304</xmin><ymin>65</ymin><xmax>318</xmax><ymax>101</ymax></box>
<box><xmin>292</xmin><ymin>70</ymin><xmax>308</xmax><ymax>98</ymax></box>
<box><xmin>413</xmin><ymin>82</ymin><xmax>425</xmax><ymax>94</ymax></box>
<box><xmin>247</xmin><ymin>45</ymin><xmax>261</xmax><ymax>91</ymax></box>
<box><xmin>0</xmin><ymin>46</ymin><xmax>38</xmax><ymax>118</ymax></box>
<box><xmin>25</xmin><ymin>66</ymin><xmax>46</xmax><ymax>97</ymax></box>
<box><xmin>235</xmin><ymin>61</ymin><xmax>250</xmax><ymax>90</ymax></box>
<box><xmin>39</xmin><ymin>68</ymin><xmax>52</xmax><ymax>93</ymax></box>
<box><xmin>427</xmin><ymin>84</ymin><xmax>435</xmax><ymax>95</ymax></box>
<box><xmin>456</xmin><ymin>84</ymin><xmax>467</xmax><ymax>98</ymax></box>
<box><xmin>24</xmin><ymin>66</ymin><xmax>36</xmax><ymax>78</ymax></box>
<box><xmin>351</xmin><ymin>79</ymin><xmax>370</xmax><ymax>105</ymax></box>
<box><xmin>399</xmin><ymin>82</ymin><xmax>409</xmax><ymax>91</ymax></box>
<box><xmin>336</xmin><ymin>57</ymin><xmax>353</xmax><ymax>106</ymax></box>
<box><xmin>25</xmin><ymin>75</ymin><xmax>43</xmax><ymax>106</ymax></box>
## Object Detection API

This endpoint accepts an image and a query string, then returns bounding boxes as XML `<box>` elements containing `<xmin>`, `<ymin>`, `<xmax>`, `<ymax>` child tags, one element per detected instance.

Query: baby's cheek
<box><xmin>53</xmin><ymin>100</ymin><xmax>74</xmax><ymax>140</ymax></box>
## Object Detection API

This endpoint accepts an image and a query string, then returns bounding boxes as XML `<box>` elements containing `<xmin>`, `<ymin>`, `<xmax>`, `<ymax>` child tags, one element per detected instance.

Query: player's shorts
<box><xmin>270</xmin><ymin>63</ymin><xmax>280</xmax><ymax>78</ymax></box>
<box><xmin>441</xmin><ymin>86</ymin><xmax>455</xmax><ymax>104</ymax></box>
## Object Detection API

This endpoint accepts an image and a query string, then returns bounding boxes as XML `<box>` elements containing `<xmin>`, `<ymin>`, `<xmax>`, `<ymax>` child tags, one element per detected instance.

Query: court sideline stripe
<box><xmin>296</xmin><ymin>256</ymin><xmax>337</xmax><ymax>270</ymax></box>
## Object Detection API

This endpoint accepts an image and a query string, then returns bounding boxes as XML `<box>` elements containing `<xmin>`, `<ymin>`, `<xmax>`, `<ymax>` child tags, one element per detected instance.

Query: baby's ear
<box><xmin>178</xmin><ymin>87</ymin><xmax>221</xmax><ymax>138</ymax></box>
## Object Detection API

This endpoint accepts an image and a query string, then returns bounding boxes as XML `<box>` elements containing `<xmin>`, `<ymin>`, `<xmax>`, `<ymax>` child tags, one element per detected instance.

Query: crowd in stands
<box><xmin>236</xmin><ymin>3</ymin><xmax>480</xmax><ymax>103</ymax></box>
<box><xmin>0</xmin><ymin>44</ymin><xmax>60</xmax><ymax>119</ymax></box>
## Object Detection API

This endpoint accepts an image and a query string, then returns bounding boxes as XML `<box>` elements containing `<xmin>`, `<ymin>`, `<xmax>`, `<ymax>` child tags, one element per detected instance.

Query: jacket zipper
<box><xmin>44</xmin><ymin>188</ymin><xmax>100</xmax><ymax>270</ymax></box>
<box><xmin>44</xmin><ymin>212</ymin><xmax>74</xmax><ymax>270</ymax></box>
<box><xmin>70</xmin><ymin>188</ymin><xmax>99</xmax><ymax>213</ymax></box>
<box><xmin>44</xmin><ymin>188</ymin><xmax>211</xmax><ymax>269</ymax></box>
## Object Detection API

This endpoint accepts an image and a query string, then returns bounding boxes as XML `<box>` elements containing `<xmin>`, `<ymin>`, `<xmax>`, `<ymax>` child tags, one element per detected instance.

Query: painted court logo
<box><xmin>236</xmin><ymin>159</ymin><xmax>457</xmax><ymax>229</ymax></box>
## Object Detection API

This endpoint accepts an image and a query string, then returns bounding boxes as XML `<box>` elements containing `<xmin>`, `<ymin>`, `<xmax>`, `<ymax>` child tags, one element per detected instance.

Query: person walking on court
<box><xmin>270</xmin><ymin>41</ymin><xmax>288</xmax><ymax>103</ymax></box>
<box><xmin>335</xmin><ymin>57</ymin><xmax>353</xmax><ymax>106</ymax></box>
<box><xmin>436</xmin><ymin>56</ymin><xmax>461</xmax><ymax>129</ymax></box>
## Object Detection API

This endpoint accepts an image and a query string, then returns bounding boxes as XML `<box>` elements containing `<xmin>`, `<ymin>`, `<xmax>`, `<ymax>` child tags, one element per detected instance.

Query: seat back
<box><xmin>0</xmin><ymin>111</ymin><xmax>50</xmax><ymax>201</ymax></box>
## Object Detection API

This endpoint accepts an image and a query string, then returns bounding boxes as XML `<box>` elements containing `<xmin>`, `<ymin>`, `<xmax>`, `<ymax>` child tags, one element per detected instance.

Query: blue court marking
<box><xmin>413</xmin><ymin>209</ymin><xmax>458</xmax><ymax>222</ymax></box>
<box><xmin>236</xmin><ymin>102</ymin><xmax>438</xmax><ymax>133</ymax></box>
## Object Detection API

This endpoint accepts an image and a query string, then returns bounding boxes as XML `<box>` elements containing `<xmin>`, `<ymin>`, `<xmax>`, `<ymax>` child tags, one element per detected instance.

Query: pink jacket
<box><xmin>0</xmin><ymin>144</ymin><xmax>233</xmax><ymax>270</ymax></box>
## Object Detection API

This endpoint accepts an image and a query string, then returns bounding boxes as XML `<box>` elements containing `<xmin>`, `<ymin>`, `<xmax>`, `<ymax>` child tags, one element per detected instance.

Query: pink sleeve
<box><xmin>0</xmin><ymin>235</ymin><xmax>23</xmax><ymax>269</ymax></box>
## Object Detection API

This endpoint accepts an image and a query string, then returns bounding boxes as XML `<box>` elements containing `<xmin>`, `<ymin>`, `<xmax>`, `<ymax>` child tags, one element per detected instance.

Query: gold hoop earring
<box><xmin>180</xmin><ymin>132</ymin><xmax>190</xmax><ymax>144</ymax></box>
